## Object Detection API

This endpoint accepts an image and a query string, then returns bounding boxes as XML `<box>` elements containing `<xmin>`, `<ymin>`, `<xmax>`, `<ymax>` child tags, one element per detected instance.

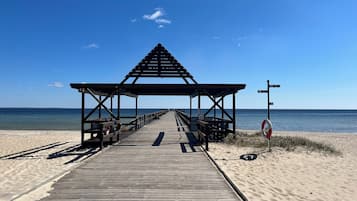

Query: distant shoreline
<box><xmin>1</xmin><ymin>108</ymin><xmax>356</xmax><ymax>132</ymax></box>
<box><xmin>0</xmin><ymin>107</ymin><xmax>356</xmax><ymax>110</ymax></box>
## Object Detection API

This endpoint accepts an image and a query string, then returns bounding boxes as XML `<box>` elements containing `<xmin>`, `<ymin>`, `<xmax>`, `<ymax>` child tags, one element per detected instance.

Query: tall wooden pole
<box><xmin>267</xmin><ymin>80</ymin><xmax>270</xmax><ymax>120</ymax></box>
<box><xmin>198</xmin><ymin>93</ymin><xmax>201</xmax><ymax>119</ymax></box>
<box><xmin>135</xmin><ymin>96</ymin><xmax>138</xmax><ymax>117</ymax></box>
<box><xmin>135</xmin><ymin>96</ymin><xmax>138</xmax><ymax>129</ymax></box>
<box><xmin>221</xmin><ymin>96</ymin><xmax>224</xmax><ymax>119</ymax></box>
<box><xmin>117</xmin><ymin>92</ymin><xmax>120</xmax><ymax>121</ymax></box>
<box><xmin>110</xmin><ymin>96</ymin><xmax>113</xmax><ymax>113</ymax></box>
<box><xmin>189</xmin><ymin>96</ymin><xmax>192</xmax><ymax>121</ymax></box>
<box><xmin>232</xmin><ymin>93</ymin><xmax>236</xmax><ymax>134</ymax></box>
<box><xmin>81</xmin><ymin>90</ymin><xmax>85</xmax><ymax>146</ymax></box>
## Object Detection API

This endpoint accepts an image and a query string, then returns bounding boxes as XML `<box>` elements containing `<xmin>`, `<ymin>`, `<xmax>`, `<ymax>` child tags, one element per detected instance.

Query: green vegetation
<box><xmin>224</xmin><ymin>132</ymin><xmax>341</xmax><ymax>155</ymax></box>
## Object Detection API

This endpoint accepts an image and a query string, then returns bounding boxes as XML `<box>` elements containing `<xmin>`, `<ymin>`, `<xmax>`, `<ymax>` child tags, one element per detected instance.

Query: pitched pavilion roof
<box><xmin>71</xmin><ymin>43</ymin><xmax>246</xmax><ymax>97</ymax></box>
<box><xmin>120</xmin><ymin>43</ymin><xmax>197</xmax><ymax>84</ymax></box>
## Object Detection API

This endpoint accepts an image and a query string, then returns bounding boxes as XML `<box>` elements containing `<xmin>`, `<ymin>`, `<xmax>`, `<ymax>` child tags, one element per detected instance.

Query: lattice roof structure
<box><xmin>120</xmin><ymin>43</ymin><xmax>197</xmax><ymax>84</ymax></box>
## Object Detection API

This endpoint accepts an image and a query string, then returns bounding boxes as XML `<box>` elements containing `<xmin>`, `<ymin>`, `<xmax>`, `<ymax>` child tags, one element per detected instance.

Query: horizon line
<box><xmin>0</xmin><ymin>107</ymin><xmax>356</xmax><ymax>110</ymax></box>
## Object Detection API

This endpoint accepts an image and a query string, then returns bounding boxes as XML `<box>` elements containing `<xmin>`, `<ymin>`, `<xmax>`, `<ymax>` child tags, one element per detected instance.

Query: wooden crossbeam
<box><xmin>206</xmin><ymin>95</ymin><xmax>234</xmax><ymax>121</ymax></box>
<box><xmin>84</xmin><ymin>89</ymin><xmax>117</xmax><ymax>120</ymax></box>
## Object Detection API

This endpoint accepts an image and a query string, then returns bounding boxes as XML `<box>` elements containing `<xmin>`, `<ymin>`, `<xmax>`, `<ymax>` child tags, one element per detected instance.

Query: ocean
<box><xmin>0</xmin><ymin>108</ymin><xmax>356</xmax><ymax>133</ymax></box>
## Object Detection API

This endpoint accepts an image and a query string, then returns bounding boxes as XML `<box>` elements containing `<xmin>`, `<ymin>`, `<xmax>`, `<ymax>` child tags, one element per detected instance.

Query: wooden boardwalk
<box><xmin>42</xmin><ymin>111</ymin><xmax>241</xmax><ymax>201</ymax></box>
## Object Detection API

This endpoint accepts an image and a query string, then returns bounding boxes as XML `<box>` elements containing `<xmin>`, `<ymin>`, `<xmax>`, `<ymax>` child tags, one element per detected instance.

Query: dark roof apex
<box><xmin>120</xmin><ymin>43</ymin><xmax>197</xmax><ymax>85</ymax></box>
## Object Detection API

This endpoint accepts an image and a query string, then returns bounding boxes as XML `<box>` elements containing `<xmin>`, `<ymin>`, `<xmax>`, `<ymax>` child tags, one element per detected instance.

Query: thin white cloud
<box><xmin>212</xmin><ymin>36</ymin><xmax>221</xmax><ymax>40</ymax></box>
<box><xmin>83</xmin><ymin>43</ymin><xmax>99</xmax><ymax>49</ymax></box>
<box><xmin>131</xmin><ymin>18</ymin><xmax>137</xmax><ymax>23</ymax></box>
<box><xmin>143</xmin><ymin>8</ymin><xmax>171</xmax><ymax>28</ymax></box>
<box><xmin>155</xmin><ymin>18</ymin><xmax>171</xmax><ymax>24</ymax></box>
<box><xmin>48</xmin><ymin>82</ymin><xmax>64</xmax><ymax>88</ymax></box>
<box><xmin>143</xmin><ymin>8</ymin><xmax>163</xmax><ymax>20</ymax></box>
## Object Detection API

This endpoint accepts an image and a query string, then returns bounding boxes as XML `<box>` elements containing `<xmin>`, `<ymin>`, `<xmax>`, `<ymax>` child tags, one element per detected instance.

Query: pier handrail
<box><xmin>83</xmin><ymin>110</ymin><xmax>168</xmax><ymax>149</ymax></box>
<box><xmin>197</xmin><ymin>120</ymin><xmax>209</xmax><ymax>151</ymax></box>
<box><xmin>175</xmin><ymin>110</ymin><xmax>191</xmax><ymax>126</ymax></box>
<box><xmin>122</xmin><ymin>110</ymin><xmax>168</xmax><ymax>131</ymax></box>
<box><xmin>84</xmin><ymin>120</ymin><xmax>121</xmax><ymax>149</ymax></box>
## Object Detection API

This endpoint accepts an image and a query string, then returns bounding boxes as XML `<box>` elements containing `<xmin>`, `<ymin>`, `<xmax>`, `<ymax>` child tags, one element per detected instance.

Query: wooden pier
<box><xmin>42</xmin><ymin>111</ymin><xmax>243</xmax><ymax>201</ymax></box>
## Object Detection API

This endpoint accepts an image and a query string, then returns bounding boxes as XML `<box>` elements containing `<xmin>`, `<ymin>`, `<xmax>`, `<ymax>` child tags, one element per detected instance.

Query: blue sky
<box><xmin>0</xmin><ymin>0</ymin><xmax>356</xmax><ymax>109</ymax></box>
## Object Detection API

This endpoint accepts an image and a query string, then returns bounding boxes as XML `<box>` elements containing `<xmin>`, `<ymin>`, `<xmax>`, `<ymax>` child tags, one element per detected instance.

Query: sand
<box><xmin>1</xmin><ymin>130</ymin><xmax>356</xmax><ymax>201</ymax></box>
<box><xmin>208</xmin><ymin>131</ymin><xmax>357</xmax><ymax>201</ymax></box>
<box><xmin>0</xmin><ymin>130</ymin><xmax>96</xmax><ymax>201</ymax></box>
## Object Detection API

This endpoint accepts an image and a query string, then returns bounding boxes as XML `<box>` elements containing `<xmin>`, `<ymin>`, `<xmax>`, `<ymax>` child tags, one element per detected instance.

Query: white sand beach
<box><xmin>209</xmin><ymin>131</ymin><xmax>357</xmax><ymax>201</ymax></box>
<box><xmin>1</xmin><ymin>130</ymin><xmax>357</xmax><ymax>201</ymax></box>
<box><xmin>0</xmin><ymin>130</ymin><xmax>93</xmax><ymax>201</ymax></box>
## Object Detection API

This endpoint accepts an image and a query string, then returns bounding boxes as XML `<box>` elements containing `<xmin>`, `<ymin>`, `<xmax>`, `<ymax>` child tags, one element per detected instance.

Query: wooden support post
<box><xmin>198</xmin><ymin>93</ymin><xmax>201</xmax><ymax>119</ymax></box>
<box><xmin>110</xmin><ymin>96</ymin><xmax>113</xmax><ymax>113</ymax></box>
<box><xmin>117</xmin><ymin>92</ymin><xmax>120</xmax><ymax>121</ymax></box>
<box><xmin>99</xmin><ymin>96</ymin><xmax>102</xmax><ymax>119</ymax></box>
<box><xmin>221</xmin><ymin>96</ymin><xmax>224</xmax><ymax>119</ymax></box>
<box><xmin>205</xmin><ymin>134</ymin><xmax>209</xmax><ymax>151</ymax></box>
<box><xmin>99</xmin><ymin>129</ymin><xmax>104</xmax><ymax>150</ymax></box>
<box><xmin>81</xmin><ymin>90</ymin><xmax>85</xmax><ymax>146</ymax></box>
<box><xmin>233</xmin><ymin>93</ymin><xmax>236</xmax><ymax>135</ymax></box>
<box><xmin>214</xmin><ymin>97</ymin><xmax>216</xmax><ymax>119</ymax></box>
<box><xmin>135</xmin><ymin>96</ymin><xmax>138</xmax><ymax>129</ymax></box>
<box><xmin>117</xmin><ymin>92</ymin><xmax>120</xmax><ymax>141</ymax></box>
<box><xmin>189</xmin><ymin>96</ymin><xmax>192</xmax><ymax>121</ymax></box>
<box><xmin>267</xmin><ymin>80</ymin><xmax>271</xmax><ymax>120</ymax></box>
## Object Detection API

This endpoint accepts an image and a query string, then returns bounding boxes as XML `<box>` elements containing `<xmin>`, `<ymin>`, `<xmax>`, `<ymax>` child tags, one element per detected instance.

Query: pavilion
<box><xmin>71</xmin><ymin>43</ymin><xmax>246</xmax><ymax>147</ymax></box>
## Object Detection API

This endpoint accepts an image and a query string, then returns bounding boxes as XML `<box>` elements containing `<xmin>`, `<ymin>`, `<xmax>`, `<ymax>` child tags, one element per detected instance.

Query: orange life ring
<box><xmin>261</xmin><ymin>119</ymin><xmax>273</xmax><ymax>140</ymax></box>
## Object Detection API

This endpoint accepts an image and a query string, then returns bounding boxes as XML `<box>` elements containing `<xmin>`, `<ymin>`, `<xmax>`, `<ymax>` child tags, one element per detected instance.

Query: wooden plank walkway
<box><xmin>42</xmin><ymin>111</ymin><xmax>241</xmax><ymax>201</ymax></box>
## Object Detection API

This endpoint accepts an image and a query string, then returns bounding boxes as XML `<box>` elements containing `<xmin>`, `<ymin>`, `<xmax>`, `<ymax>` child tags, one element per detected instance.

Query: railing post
<box><xmin>206</xmin><ymin>135</ymin><xmax>209</xmax><ymax>151</ymax></box>
<box><xmin>100</xmin><ymin>125</ymin><xmax>104</xmax><ymax>150</ymax></box>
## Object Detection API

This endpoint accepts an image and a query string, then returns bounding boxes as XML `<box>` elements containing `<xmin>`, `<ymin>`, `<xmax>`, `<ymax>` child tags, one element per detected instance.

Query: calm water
<box><xmin>0</xmin><ymin>108</ymin><xmax>356</xmax><ymax>133</ymax></box>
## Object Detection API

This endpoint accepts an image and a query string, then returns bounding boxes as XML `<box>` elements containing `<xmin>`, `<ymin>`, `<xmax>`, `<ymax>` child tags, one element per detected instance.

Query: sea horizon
<box><xmin>0</xmin><ymin>108</ymin><xmax>356</xmax><ymax>133</ymax></box>
<box><xmin>1</xmin><ymin>107</ymin><xmax>356</xmax><ymax>110</ymax></box>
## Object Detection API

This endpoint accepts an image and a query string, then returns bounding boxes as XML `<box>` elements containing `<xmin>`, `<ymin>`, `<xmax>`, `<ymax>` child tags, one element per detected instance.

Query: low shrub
<box><xmin>224</xmin><ymin>132</ymin><xmax>341</xmax><ymax>155</ymax></box>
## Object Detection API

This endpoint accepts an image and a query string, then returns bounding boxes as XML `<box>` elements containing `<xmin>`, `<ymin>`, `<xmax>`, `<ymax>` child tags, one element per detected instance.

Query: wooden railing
<box><xmin>84</xmin><ymin>110</ymin><xmax>168</xmax><ymax>149</ymax></box>
<box><xmin>121</xmin><ymin>110</ymin><xmax>168</xmax><ymax>131</ymax></box>
<box><xmin>197</xmin><ymin>120</ymin><xmax>209</xmax><ymax>151</ymax></box>
<box><xmin>197</xmin><ymin>117</ymin><xmax>233</xmax><ymax>151</ymax></box>
<box><xmin>84</xmin><ymin>119</ymin><xmax>120</xmax><ymax>149</ymax></box>
<box><xmin>175</xmin><ymin>110</ymin><xmax>190</xmax><ymax>126</ymax></box>
<box><xmin>203</xmin><ymin>117</ymin><xmax>233</xmax><ymax>141</ymax></box>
